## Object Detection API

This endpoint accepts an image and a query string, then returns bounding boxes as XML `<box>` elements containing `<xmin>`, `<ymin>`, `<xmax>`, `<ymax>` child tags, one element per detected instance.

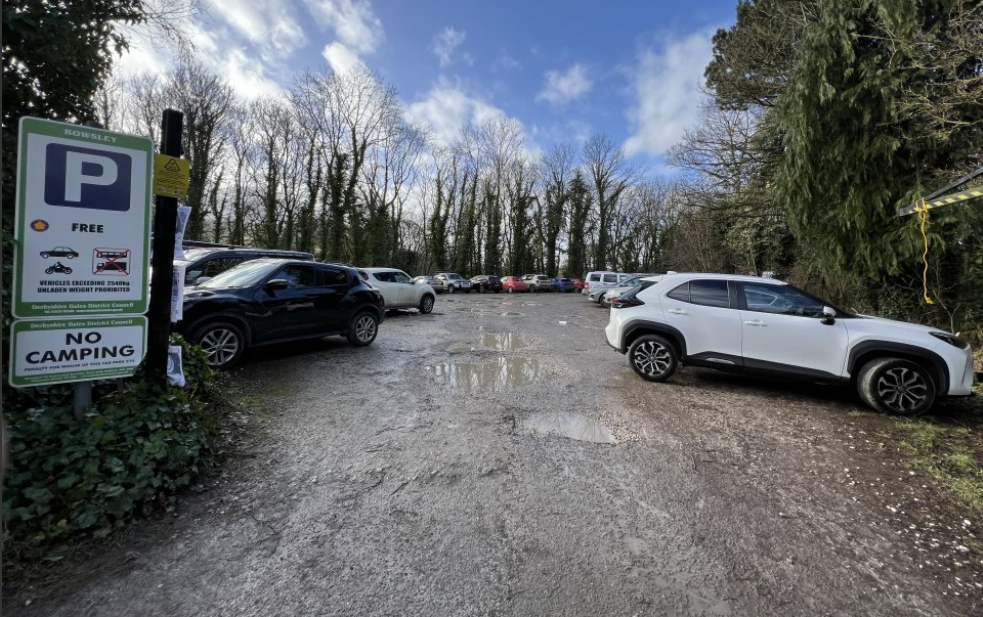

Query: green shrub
<box><xmin>2</xmin><ymin>340</ymin><xmax>220</xmax><ymax>564</ymax></box>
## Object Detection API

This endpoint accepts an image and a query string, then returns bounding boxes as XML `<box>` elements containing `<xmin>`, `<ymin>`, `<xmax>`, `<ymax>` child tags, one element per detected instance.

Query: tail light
<box><xmin>611</xmin><ymin>296</ymin><xmax>644</xmax><ymax>308</ymax></box>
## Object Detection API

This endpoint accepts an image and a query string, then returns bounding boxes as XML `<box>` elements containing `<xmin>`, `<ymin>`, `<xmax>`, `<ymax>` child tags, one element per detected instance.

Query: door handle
<box><xmin>667</xmin><ymin>308</ymin><xmax>688</xmax><ymax>315</ymax></box>
<box><xmin>744</xmin><ymin>320</ymin><xmax>766</xmax><ymax>327</ymax></box>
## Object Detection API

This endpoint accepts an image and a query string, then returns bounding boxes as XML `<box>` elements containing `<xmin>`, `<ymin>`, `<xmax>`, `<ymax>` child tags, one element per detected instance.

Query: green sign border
<box><xmin>12</xmin><ymin>117</ymin><xmax>153</xmax><ymax>318</ymax></box>
<box><xmin>9</xmin><ymin>316</ymin><xmax>148</xmax><ymax>387</ymax></box>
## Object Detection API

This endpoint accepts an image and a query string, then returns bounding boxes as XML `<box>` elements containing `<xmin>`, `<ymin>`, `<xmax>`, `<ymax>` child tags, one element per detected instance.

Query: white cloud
<box><xmin>303</xmin><ymin>0</ymin><xmax>383</xmax><ymax>55</ymax></box>
<box><xmin>206</xmin><ymin>0</ymin><xmax>307</xmax><ymax>58</ymax></box>
<box><xmin>536</xmin><ymin>64</ymin><xmax>592</xmax><ymax>106</ymax></box>
<box><xmin>625</xmin><ymin>31</ymin><xmax>715</xmax><ymax>157</ymax></box>
<box><xmin>322</xmin><ymin>42</ymin><xmax>366</xmax><ymax>75</ymax></box>
<box><xmin>431</xmin><ymin>27</ymin><xmax>472</xmax><ymax>67</ymax></box>
<box><xmin>405</xmin><ymin>84</ymin><xmax>506</xmax><ymax>146</ymax></box>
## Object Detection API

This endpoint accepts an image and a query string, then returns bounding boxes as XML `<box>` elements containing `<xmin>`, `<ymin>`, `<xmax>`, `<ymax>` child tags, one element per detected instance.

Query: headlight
<box><xmin>930</xmin><ymin>332</ymin><xmax>970</xmax><ymax>349</ymax></box>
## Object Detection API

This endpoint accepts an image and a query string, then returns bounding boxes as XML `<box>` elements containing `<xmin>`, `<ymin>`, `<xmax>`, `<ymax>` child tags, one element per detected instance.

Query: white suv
<box><xmin>605</xmin><ymin>273</ymin><xmax>975</xmax><ymax>415</ymax></box>
<box><xmin>359</xmin><ymin>268</ymin><xmax>436</xmax><ymax>313</ymax></box>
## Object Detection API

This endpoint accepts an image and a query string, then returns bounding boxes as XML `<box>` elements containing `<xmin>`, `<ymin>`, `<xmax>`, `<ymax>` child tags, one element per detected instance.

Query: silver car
<box><xmin>413</xmin><ymin>275</ymin><xmax>446</xmax><ymax>294</ymax></box>
<box><xmin>436</xmin><ymin>272</ymin><xmax>473</xmax><ymax>293</ymax></box>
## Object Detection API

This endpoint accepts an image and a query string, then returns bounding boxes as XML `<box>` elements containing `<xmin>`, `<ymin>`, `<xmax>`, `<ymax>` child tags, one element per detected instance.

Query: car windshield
<box><xmin>198</xmin><ymin>260</ymin><xmax>276</xmax><ymax>289</ymax></box>
<box><xmin>447</xmin><ymin>273</ymin><xmax>463</xmax><ymax>280</ymax></box>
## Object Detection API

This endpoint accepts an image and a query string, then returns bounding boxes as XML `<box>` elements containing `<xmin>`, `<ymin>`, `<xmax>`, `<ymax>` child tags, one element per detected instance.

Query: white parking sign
<box><xmin>12</xmin><ymin>117</ymin><xmax>152</xmax><ymax>318</ymax></box>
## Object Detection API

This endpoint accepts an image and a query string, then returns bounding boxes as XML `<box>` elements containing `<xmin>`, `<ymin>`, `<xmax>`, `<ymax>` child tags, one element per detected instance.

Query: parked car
<box><xmin>471</xmin><ymin>275</ymin><xmax>503</xmax><ymax>293</ymax></box>
<box><xmin>358</xmin><ymin>267</ymin><xmax>436</xmax><ymax>314</ymax></box>
<box><xmin>435</xmin><ymin>272</ymin><xmax>473</xmax><ymax>293</ymax></box>
<box><xmin>179</xmin><ymin>259</ymin><xmax>385</xmax><ymax>369</ymax></box>
<box><xmin>501</xmin><ymin>276</ymin><xmax>529</xmax><ymax>293</ymax></box>
<box><xmin>572</xmin><ymin>278</ymin><xmax>585</xmax><ymax>292</ymax></box>
<box><xmin>178</xmin><ymin>246</ymin><xmax>315</xmax><ymax>287</ymax></box>
<box><xmin>605</xmin><ymin>273</ymin><xmax>975</xmax><ymax>415</ymax></box>
<box><xmin>586</xmin><ymin>271</ymin><xmax>634</xmax><ymax>303</ymax></box>
<box><xmin>550</xmin><ymin>277</ymin><xmax>576</xmax><ymax>293</ymax></box>
<box><xmin>523</xmin><ymin>274</ymin><xmax>551</xmax><ymax>292</ymax></box>
<box><xmin>413</xmin><ymin>275</ymin><xmax>446</xmax><ymax>294</ymax></box>
<box><xmin>599</xmin><ymin>274</ymin><xmax>663</xmax><ymax>308</ymax></box>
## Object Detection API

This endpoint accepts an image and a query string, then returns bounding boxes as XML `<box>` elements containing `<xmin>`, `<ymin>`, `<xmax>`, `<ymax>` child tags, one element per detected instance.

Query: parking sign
<box><xmin>12</xmin><ymin>118</ymin><xmax>152</xmax><ymax>318</ymax></box>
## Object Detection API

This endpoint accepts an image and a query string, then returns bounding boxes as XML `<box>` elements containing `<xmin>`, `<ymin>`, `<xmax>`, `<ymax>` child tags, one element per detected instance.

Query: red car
<box><xmin>501</xmin><ymin>276</ymin><xmax>529</xmax><ymax>293</ymax></box>
<box><xmin>572</xmin><ymin>278</ymin><xmax>585</xmax><ymax>291</ymax></box>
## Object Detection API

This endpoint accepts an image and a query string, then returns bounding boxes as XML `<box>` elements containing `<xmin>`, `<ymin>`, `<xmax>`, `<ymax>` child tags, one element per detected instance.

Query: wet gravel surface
<box><xmin>13</xmin><ymin>293</ymin><xmax>982</xmax><ymax>616</ymax></box>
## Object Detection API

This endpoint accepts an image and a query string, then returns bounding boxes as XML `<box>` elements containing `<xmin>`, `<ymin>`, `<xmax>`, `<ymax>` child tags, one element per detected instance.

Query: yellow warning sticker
<box><xmin>153</xmin><ymin>154</ymin><xmax>190</xmax><ymax>199</ymax></box>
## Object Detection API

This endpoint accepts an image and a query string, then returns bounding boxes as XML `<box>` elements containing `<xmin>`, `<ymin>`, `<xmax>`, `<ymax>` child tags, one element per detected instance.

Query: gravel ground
<box><xmin>9</xmin><ymin>292</ymin><xmax>982</xmax><ymax>616</ymax></box>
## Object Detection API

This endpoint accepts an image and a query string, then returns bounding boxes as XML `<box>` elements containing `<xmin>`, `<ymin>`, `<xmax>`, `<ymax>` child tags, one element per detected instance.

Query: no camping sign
<box><xmin>9</xmin><ymin>317</ymin><xmax>148</xmax><ymax>387</ymax></box>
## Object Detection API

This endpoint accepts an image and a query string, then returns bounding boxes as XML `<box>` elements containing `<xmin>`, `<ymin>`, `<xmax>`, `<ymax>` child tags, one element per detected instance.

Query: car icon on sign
<box><xmin>40</xmin><ymin>246</ymin><xmax>79</xmax><ymax>259</ymax></box>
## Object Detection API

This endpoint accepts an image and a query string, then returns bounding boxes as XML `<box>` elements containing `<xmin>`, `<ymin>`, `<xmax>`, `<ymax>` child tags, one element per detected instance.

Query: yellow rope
<box><xmin>915</xmin><ymin>198</ymin><xmax>933</xmax><ymax>305</ymax></box>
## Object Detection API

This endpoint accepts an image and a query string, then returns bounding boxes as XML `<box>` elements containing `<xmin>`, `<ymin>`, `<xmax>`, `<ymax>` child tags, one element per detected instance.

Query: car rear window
<box><xmin>690</xmin><ymin>280</ymin><xmax>730</xmax><ymax>308</ymax></box>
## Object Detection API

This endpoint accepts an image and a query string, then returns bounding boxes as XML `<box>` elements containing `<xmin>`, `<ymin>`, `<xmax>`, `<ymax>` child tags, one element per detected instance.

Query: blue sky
<box><xmin>118</xmin><ymin>0</ymin><xmax>736</xmax><ymax>169</ymax></box>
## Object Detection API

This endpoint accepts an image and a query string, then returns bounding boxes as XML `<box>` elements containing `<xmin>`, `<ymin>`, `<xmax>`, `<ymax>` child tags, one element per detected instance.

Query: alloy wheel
<box><xmin>875</xmin><ymin>366</ymin><xmax>930</xmax><ymax>413</ymax></box>
<box><xmin>200</xmin><ymin>327</ymin><xmax>240</xmax><ymax>367</ymax></box>
<box><xmin>354</xmin><ymin>315</ymin><xmax>377</xmax><ymax>343</ymax></box>
<box><xmin>631</xmin><ymin>340</ymin><xmax>673</xmax><ymax>378</ymax></box>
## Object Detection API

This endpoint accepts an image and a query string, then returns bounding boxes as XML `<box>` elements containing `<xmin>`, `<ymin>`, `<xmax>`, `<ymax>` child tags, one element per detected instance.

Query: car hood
<box><xmin>847</xmin><ymin>314</ymin><xmax>946</xmax><ymax>336</ymax></box>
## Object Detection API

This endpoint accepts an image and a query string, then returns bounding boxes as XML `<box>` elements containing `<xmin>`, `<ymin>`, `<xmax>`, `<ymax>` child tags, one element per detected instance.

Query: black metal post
<box><xmin>145</xmin><ymin>109</ymin><xmax>184</xmax><ymax>382</ymax></box>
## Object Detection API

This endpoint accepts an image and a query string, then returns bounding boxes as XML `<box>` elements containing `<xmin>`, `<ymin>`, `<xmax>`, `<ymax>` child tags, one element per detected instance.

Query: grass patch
<box><xmin>891</xmin><ymin>411</ymin><xmax>983</xmax><ymax>512</ymax></box>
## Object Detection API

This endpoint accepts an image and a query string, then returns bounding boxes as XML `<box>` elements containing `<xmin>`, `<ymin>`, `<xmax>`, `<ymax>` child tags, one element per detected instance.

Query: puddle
<box><xmin>426</xmin><ymin>357</ymin><xmax>543</xmax><ymax>390</ymax></box>
<box><xmin>500</xmin><ymin>311</ymin><xmax>524</xmax><ymax>317</ymax></box>
<box><xmin>480</xmin><ymin>332</ymin><xmax>524</xmax><ymax>351</ymax></box>
<box><xmin>520</xmin><ymin>411</ymin><xmax>616</xmax><ymax>444</ymax></box>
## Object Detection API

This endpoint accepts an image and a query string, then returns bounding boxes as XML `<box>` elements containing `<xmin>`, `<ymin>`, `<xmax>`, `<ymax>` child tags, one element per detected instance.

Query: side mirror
<box><xmin>266</xmin><ymin>279</ymin><xmax>290</xmax><ymax>291</ymax></box>
<box><xmin>820</xmin><ymin>306</ymin><xmax>836</xmax><ymax>325</ymax></box>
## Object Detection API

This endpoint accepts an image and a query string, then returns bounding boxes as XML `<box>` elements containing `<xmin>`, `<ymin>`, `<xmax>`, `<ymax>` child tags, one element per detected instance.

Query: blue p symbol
<box><xmin>44</xmin><ymin>144</ymin><xmax>131</xmax><ymax>211</ymax></box>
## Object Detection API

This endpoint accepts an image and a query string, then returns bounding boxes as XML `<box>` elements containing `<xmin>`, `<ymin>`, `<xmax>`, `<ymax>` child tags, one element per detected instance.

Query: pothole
<box><xmin>519</xmin><ymin>411</ymin><xmax>616</xmax><ymax>444</ymax></box>
<box><xmin>481</xmin><ymin>332</ymin><xmax>524</xmax><ymax>351</ymax></box>
<box><xmin>426</xmin><ymin>357</ymin><xmax>543</xmax><ymax>390</ymax></box>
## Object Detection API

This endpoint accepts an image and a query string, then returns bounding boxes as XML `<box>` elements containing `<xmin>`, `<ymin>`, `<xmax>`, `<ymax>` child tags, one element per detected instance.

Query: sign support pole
<box><xmin>73</xmin><ymin>381</ymin><xmax>92</xmax><ymax>421</ymax></box>
<box><xmin>146</xmin><ymin>109</ymin><xmax>184</xmax><ymax>383</ymax></box>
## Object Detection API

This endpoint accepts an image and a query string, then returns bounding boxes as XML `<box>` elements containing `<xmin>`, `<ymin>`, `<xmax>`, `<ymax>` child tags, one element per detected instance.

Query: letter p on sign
<box><xmin>44</xmin><ymin>144</ymin><xmax>131</xmax><ymax>211</ymax></box>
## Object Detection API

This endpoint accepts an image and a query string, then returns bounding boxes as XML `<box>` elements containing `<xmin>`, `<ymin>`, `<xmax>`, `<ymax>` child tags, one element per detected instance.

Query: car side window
<box><xmin>666</xmin><ymin>282</ymin><xmax>689</xmax><ymax>302</ymax></box>
<box><xmin>743</xmin><ymin>283</ymin><xmax>823</xmax><ymax>317</ymax></box>
<box><xmin>689</xmin><ymin>280</ymin><xmax>731</xmax><ymax>308</ymax></box>
<box><xmin>374</xmin><ymin>272</ymin><xmax>395</xmax><ymax>283</ymax></box>
<box><xmin>589</xmin><ymin>273</ymin><xmax>601</xmax><ymax>282</ymax></box>
<box><xmin>357</xmin><ymin>270</ymin><xmax>369</xmax><ymax>280</ymax></box>
<box><xmin>278</xmin><ymin>265</ymin><xmax>318</xmax><ymax>289</ymax></box>
<box><xmin>320</xmin><ymin>267</ymin><xmax>348</xmax><ymax>286</ymax></box>
<box><xmin>393</xmin><ymin>271</ymin><xmax>412</xmax><ymax>284</ymax></box>
<box><xmin>602</xmin><ymin>274</ymin><xmax>617</xmax><ymax>283</ymax></box>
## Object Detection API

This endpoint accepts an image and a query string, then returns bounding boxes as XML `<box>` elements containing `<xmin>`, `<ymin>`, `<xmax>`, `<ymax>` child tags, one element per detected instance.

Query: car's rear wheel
<box><xmin>856</xmin><ymin>357</ymin><xmax>936</xmax><ymax>415</ymax></box>
<box><xmin>347</xmin><ymin>312</ymin><xmax>379</xmax><ymax>346</ymax></box>
<box><xmin>193</xmin><ymin>321</ymin><xmax>246</xmax><ymax>370</ymax></box>
<box><xmin>419</xmin><ymin>294</ymin><xmax>434</xmax><ymax>314</ymax></box>
<box><xmin>628</xmin><ymin>335</ymin><xmax>678</xmax><ymax>382</ymax></box>
<box><xmin>507</xmin><ymin>287</ymin><xmax>514</xmax><ymax>293</ymax></box>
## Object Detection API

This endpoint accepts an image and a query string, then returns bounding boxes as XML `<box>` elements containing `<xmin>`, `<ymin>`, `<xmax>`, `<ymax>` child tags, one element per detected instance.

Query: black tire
<box><xmin>67</xmin><ymin>254</ymin><xmax>75</xmax><ymax>259</ymax></box>
<box><xmin>419</xmin><ymin>294</ymin><xmax>434</xmax><ymax>314</ymax></box>
<box><xmin>856</xmin><ymin>357</ymin><xmax>936</xmax><ymax>415</ymax></box>
<box><xmin>508</xmin><ymin>287</ymin><xmax>514</xmax><ymax>294</ymax></box>
<box><xmin>448</xmin><ymin>285</ymin><xmax>455</xmax><ymax>294</ymax></box>
<box><xmin>628</xmin><ymin>334</ymin><xmax>679</xmax><ymax>382</ymax></box>
<box><xmin>600</xmin><ymin>298</ymin><xmax>611</xmax><ymax>308</ymax></box>
<box><xmin>192</xmin><ymin>321</ymin><xmax>246</xmax><ymax>369</ymax></box>
<box><xmin>63</xmin><ymin>267</ymin><xmax>72</xmax><ymax>274</ymax></box>
<box><xmin>347</xmin><ymin>311</ymin><xmax>379</xmax><ymax>347</ymax></box>
<box><xmin>45</xmin><ymin>267</ymin><xmax>53</xmax><ymax>274</ymax></box>
<box><xmin>40</xmin><ymin>252</ymin><xmax>49</xmax><ymax>259</ymax></box>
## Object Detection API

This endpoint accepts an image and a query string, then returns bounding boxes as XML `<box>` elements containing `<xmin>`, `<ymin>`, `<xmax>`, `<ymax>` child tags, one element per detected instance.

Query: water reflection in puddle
<box><xmin>521</xmin><ymin>411</ymin><xmax>616</xmax><ymax>444</ymax></box>
<box><xmin>427</xmin><ymin>357</ymin><xmax>542</xmax><ymax>391</ymax></box>
<box><xmin>481</xmin><ymin>332</ymin><xmax>524</xmax><ymax>351</ymax></box>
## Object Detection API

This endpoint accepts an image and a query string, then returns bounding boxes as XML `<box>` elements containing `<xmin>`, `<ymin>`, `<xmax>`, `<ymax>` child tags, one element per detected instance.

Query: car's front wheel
<box><xmin>628</xmin><ymin>335</ymin><xmax>678</xmax><ymax>382</ymax></box>
<box><xmin>347</xmin><ymin>312</ymin><xmax>379</xmax><ymax>346</ymax></box>
<box><xmin>419</xmin><ymin>294</ymin><xmax>434</xmax><ymax>314</ymax></box>
<box><xmin>447</xmin><ymin>285</ymin><xmax>455</xmax><ymax>294</ymax></box>
<box><xmin>192</xmin><ymin>321</ymin><xmax>246</xmax><ymax>369</ymax></box>
<box><xmin>856</xmin><ymin>357</ymin><xmax>936</xmax><ymax>415</ymax></box>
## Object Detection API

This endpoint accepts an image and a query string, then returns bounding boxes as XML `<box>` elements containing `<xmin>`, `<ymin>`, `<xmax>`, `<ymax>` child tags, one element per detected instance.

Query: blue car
<box><xmin>549</xmin><ymin>277</ymin><xmax>576</xmax><ymax>293</ymax></box>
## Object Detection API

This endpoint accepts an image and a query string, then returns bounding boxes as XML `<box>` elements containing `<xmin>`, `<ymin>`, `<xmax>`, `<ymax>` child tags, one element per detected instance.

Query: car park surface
<box><xmin>20</xmin><ymin>293</ymin><xmax>981</xmax><ymax>617</ymax></box>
